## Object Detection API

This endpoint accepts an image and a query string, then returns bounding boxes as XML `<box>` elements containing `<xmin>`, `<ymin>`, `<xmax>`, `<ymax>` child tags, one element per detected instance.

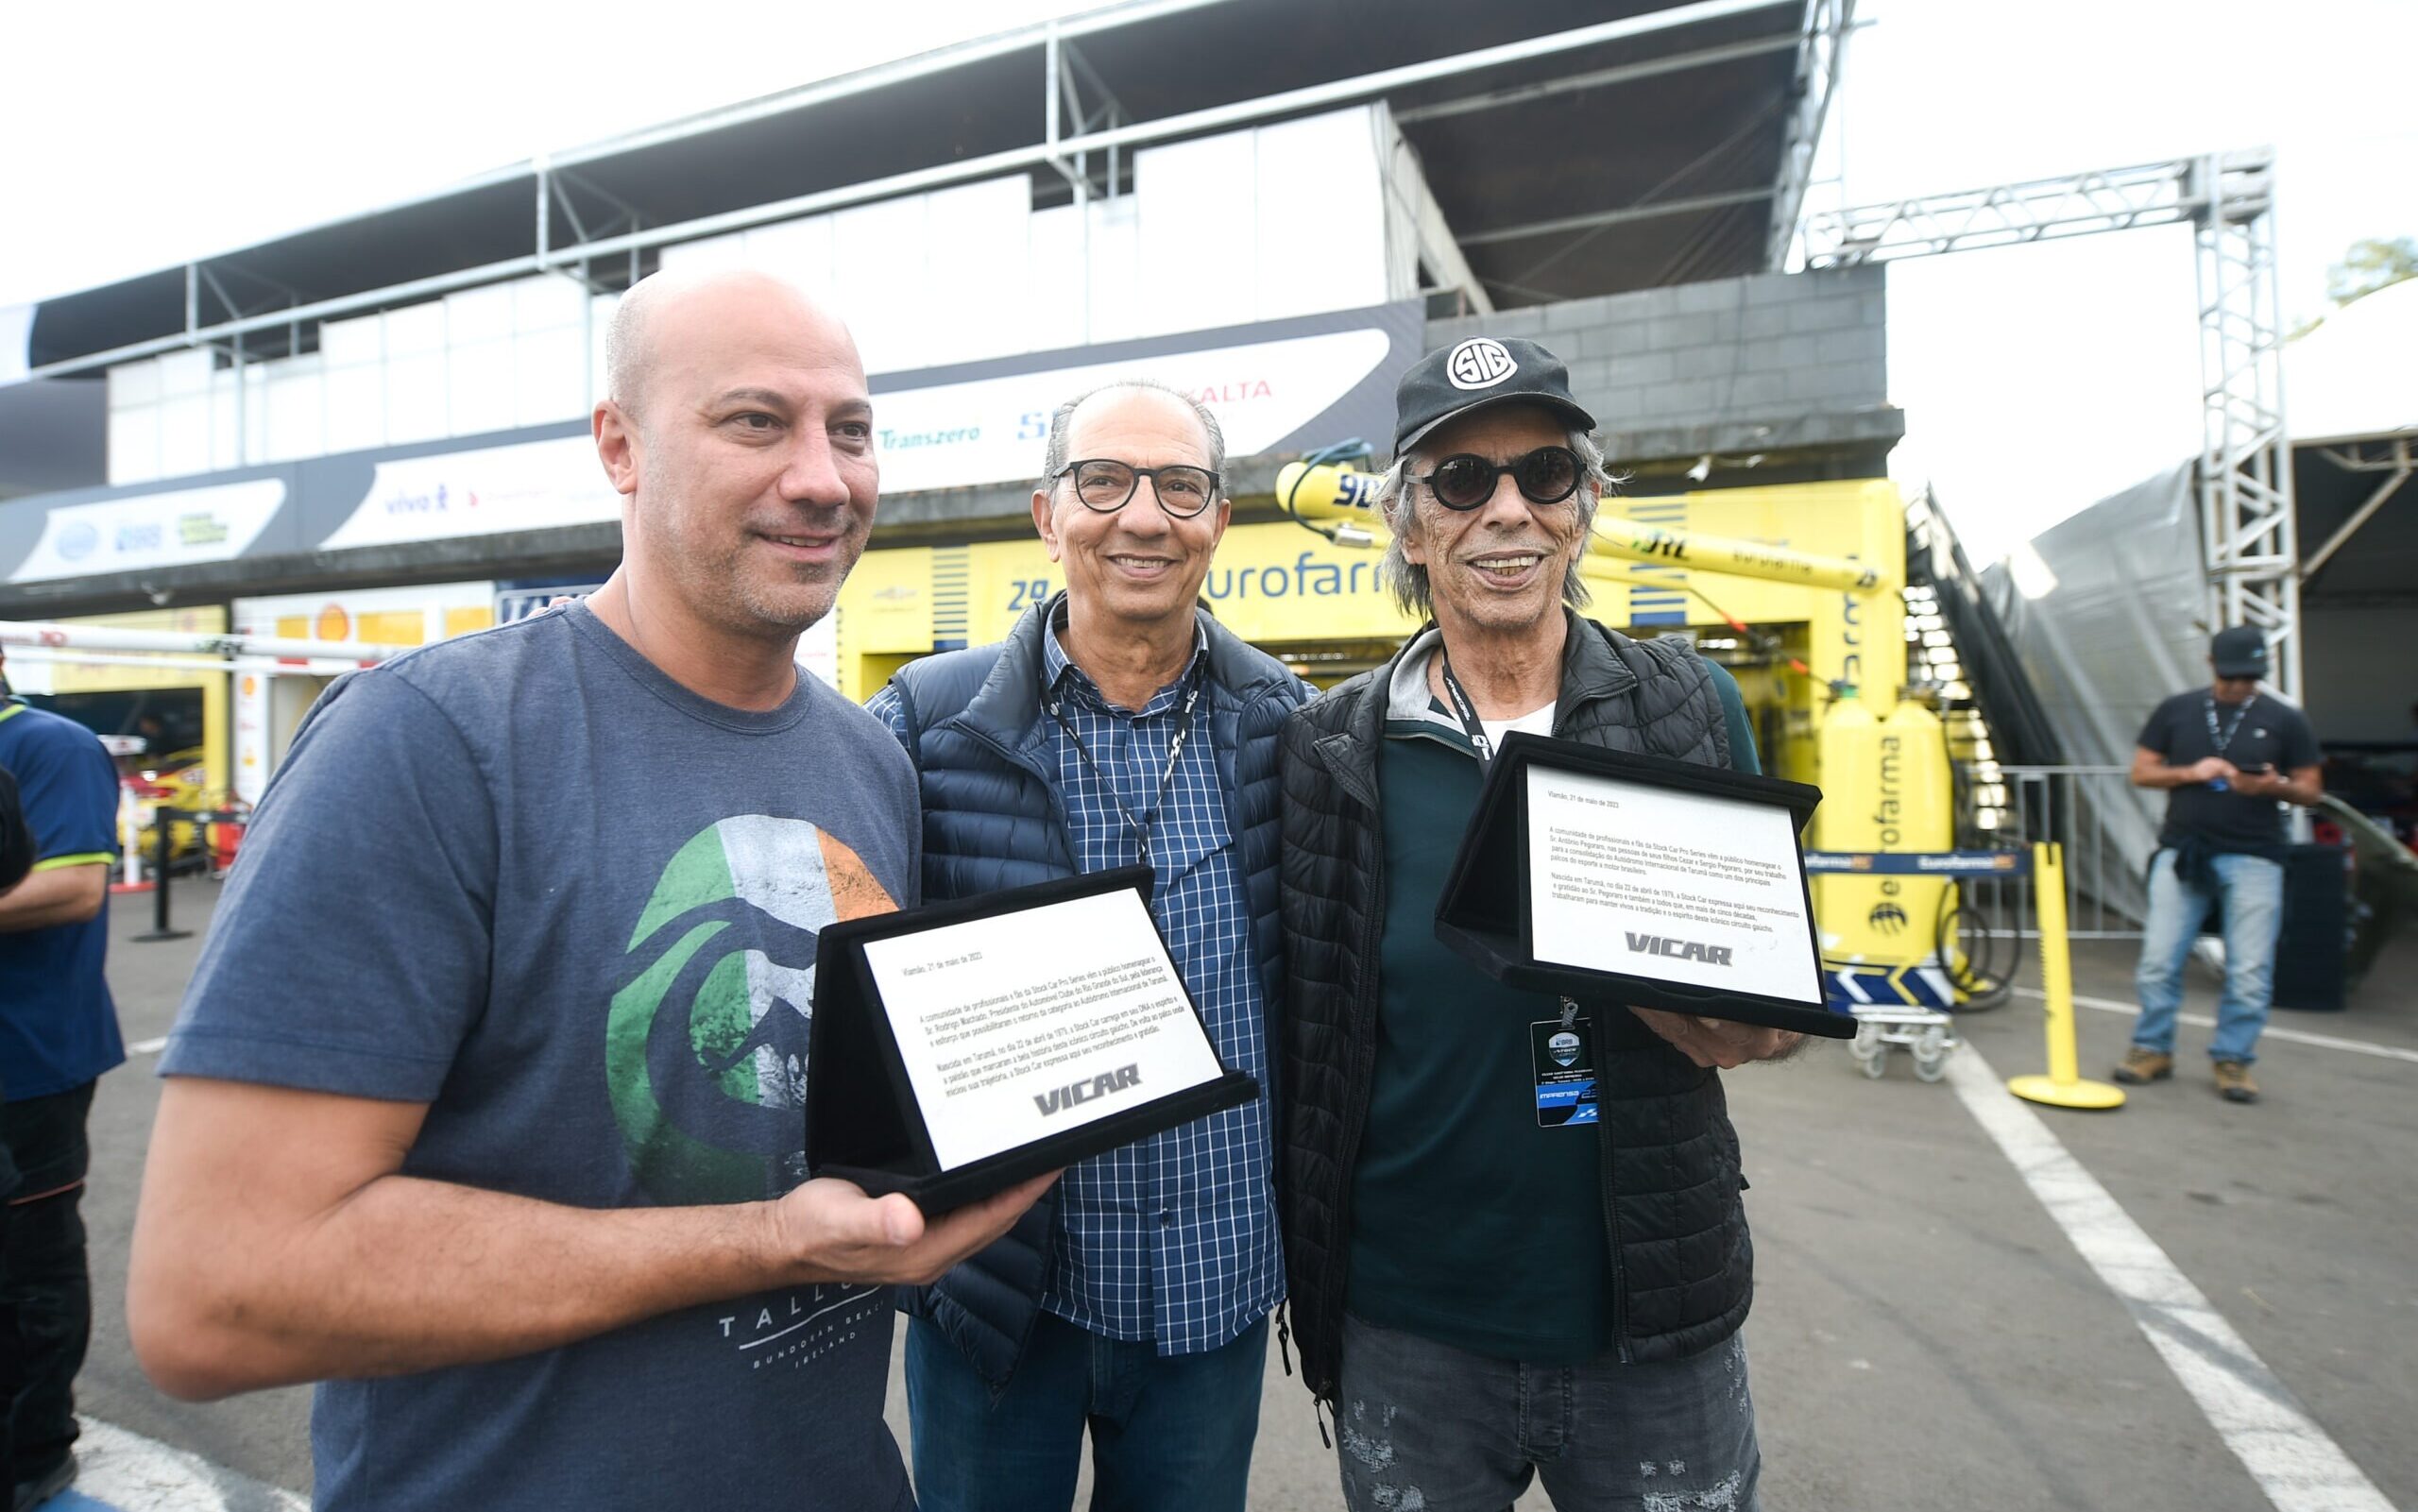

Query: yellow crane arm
<box><xmin>1274</xmin><ymin>461</ymin><xmax>1894</xmax><ymax>596</ymax></box>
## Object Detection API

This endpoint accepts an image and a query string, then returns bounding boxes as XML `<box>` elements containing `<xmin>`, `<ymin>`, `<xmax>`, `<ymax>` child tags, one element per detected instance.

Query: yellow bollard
<box><xmin>2010</xmin><ymin>842</ymin><xmax>2125</xmax><ymax>1110</ymax></box>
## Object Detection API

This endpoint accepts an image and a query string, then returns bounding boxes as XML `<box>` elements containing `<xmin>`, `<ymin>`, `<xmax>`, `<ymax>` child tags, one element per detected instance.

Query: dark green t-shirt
<box><xmin>1346</xmin><ymin>660</ymin><xmax>1757</xmax><ymax>1363</ymax></box>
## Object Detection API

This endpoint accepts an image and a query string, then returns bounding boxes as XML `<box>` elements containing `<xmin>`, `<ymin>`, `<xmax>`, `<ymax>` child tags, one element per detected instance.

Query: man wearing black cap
<box><xmin>1278</xmin><ymin>336</ymin><xmax>1786</xmax><ymax>1510</ymax></box>
<box><xmin>2118</xmin><ymin>626</ymin><xmax>2323</xmax><ymax>1103</ymax></box>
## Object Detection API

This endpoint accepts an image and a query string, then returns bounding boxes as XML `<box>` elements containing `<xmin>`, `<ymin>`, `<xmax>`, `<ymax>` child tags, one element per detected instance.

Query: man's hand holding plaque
<box><xmin>767</xmin><ymin>1169</ymin><xmax>1064</xmax><ymax>1286</ymax></box>
<box><xmin>807</xmin><ymin>868</ymin><xmax>1260</xmax><ymax>1213</ymax></box>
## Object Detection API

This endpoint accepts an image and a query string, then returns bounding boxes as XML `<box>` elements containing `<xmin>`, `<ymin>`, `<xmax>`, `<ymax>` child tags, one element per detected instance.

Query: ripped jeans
<box><xmin>1335</xmin><ymin>1313</ymin><xmax>1760</xmax><ymax>1512</ymax></box>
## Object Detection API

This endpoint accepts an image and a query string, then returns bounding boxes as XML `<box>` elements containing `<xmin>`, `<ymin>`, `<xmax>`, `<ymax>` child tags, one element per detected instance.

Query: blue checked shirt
<box><xmin>1037</xmin><ymin>617</ymin><xmax>1282</xmax><ymax>1355</ymax></box>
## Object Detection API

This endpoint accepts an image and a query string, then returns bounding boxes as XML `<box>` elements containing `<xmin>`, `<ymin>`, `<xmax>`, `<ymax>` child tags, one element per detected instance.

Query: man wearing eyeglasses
<box><xmin>1277</xmin><ymin>337</ymin><xmax>1792</xmax><ymax>1510</ymax></box>
<box><xmin>869</xmin><ymin>380</ymin><xmax>1312</xmax><ymax>1511</ymax></box>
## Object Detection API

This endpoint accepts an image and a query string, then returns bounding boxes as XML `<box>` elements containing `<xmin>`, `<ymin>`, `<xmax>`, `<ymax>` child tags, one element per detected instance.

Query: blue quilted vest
<box><xmin>871</xmin><ymin>594</ymin><xmax>1310</xmax><ymax>1394</ymax></box>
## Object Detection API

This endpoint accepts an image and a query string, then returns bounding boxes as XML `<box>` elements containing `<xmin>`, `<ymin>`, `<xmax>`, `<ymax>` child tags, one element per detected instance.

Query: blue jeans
<box><xmin>2133</xmin><ymin>849</ymin><xmax>2285</xmax><ymax>1064</ymax></box>
<box><xmin>905</xmin><ymin>1311</ymin><xmax>1268</xmax><ymax>1512</ymax></box>
<box><xmin>1334</xmin><ymin>1313</ymin><xmax>1761</xmax><ymax>1512</ymax></box>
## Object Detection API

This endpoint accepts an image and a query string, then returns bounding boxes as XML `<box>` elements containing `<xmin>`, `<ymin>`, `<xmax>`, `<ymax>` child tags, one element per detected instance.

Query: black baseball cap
<box><xmin>1393</xmin><ymin>335</ymin><xmax>1596</xmax><ymax>453</ymax></box>
<box><xmin>2209</xmin><ymin>626</ymin><xmax>2270</xmax><ymax>679</ymax></box>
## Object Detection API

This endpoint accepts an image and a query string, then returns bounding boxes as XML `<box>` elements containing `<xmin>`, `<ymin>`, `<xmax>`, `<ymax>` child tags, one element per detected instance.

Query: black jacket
<box><xmin>871</xmin><ymin>594</ymin><xmax>1312</xmax><ymax>1396</ymax></box>
<box><xmin>1277</xmin><ymin>615</ymin><xmax>1752</xmax><ymax>1403</ymax></box>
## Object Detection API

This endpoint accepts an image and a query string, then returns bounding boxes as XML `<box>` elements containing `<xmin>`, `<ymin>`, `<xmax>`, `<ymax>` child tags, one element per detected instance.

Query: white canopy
<box><xmin>2288</xmin><ymin>277</ymin><xmax>2418</xmax><ymax>444</ymax></box>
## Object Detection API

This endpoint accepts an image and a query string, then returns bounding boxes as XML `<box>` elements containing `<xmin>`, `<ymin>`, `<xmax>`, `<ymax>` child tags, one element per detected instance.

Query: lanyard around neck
<box><xmin>1436</xmin><ymin>648</ymin><xmax>1508</xmax><ymax>765</ymax></box>
<box><xmin>2205</xmin><ymin>693</ymin><xmax>2256</xmax><ymax>756</ymax></box>
<box><xmin>1047</xmin><ymin>658</ymin><xmax>1205</xmax><ymax>869</ymax></box>
<box><xmin>1438</xmin><ymin>649</ymin><xmax>1578</xmax><ymax>1025</ymax></box>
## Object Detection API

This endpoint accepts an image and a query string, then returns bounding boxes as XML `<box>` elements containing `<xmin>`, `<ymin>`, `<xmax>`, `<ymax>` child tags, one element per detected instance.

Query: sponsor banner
<box><xmin>1803</xmin><ymin>850</ymin><xmax>2032</xmax><ymax>876</ymax></box>
<box><xmin>872</xmin><ymin>324</ymin><xmax>1397</xmax><ymax>496</ymax></box>
<box><xmin>8</xmin><ymin>479</ymin><xmax>286</xmax><ymax>583</ymax></box>
<box><xmin>944</xmin><ymin>519</ymin><xmax>1416</xmax><ymax>650</ymax></box>
<box><xmin>317</xmin><ymin>435</ymin><xmax>622</xmax><ymax>552</ymax></box>
<box><xmin>2</xmin><ymin>305</ymin><xmax>1418</xmax><ymax>580</ymax></box>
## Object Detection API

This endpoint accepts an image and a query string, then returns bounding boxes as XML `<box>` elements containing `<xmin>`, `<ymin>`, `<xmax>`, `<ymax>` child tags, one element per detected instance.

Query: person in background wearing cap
<box><xmin>0</xmin><ymin>645</ymin><xmax>126</xmax><ymax>1512</ymax></box>
<box><xmin>2117</xmin><ymin>626</ymin><xmax>2323</xmax><ymax>1103</ymax></box>
<box><xmin>1277</xmin><ymin>336</ymin><xmax>1790</xmax><ymax>1511</ymax></box>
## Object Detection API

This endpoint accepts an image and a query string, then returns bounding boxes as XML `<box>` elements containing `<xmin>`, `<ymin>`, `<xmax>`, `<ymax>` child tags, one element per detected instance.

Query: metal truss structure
<box><xmin>2301</xmin><ymin>434</ymin><xmax>2414</xmax><ymax>591</ymax></box>
<box><xmin>1763</xmin><ymin>0</ymin><xmax>1855</xmax><ymax>273</ymax></box>
<box><xmin>1799</xmin><ymin>151</ymin><xmax>2304</xmax><ymax>701</ymax></box>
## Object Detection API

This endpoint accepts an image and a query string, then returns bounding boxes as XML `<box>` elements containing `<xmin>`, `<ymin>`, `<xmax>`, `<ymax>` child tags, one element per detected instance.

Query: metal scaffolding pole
<box><xmin>2190</xmin><ymin>152</ymin><xmax>2300</xmax><ymax>701</ymax></box>
<box><xmin>1798</xmin><ymin>149</ymin><xmax>2301</xmax><ymax>702</ymax></box>
<box><xmin>1764</xmin><ymin>0</ymin><xmax>1854</xmax><ymax>272</ymax></box>
<box><xmin>1799</xmin><ymin>158</ymin><xmax>2198</xmax><ymax>264</ymax></box>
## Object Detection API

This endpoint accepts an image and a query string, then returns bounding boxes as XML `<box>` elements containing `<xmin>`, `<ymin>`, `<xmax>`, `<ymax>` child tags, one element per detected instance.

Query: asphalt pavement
<box><xmin>67</xmin><ymin>874</ymin><xmax>2418</xmax><ymax>1509</ymax></box>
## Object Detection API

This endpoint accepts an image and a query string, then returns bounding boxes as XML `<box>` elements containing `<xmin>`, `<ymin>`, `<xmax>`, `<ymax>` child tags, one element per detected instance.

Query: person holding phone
<box><xmin>2120</xmin><ymin>625</ymin><xmax>2324</xmax><ymax>1102</ymax></box>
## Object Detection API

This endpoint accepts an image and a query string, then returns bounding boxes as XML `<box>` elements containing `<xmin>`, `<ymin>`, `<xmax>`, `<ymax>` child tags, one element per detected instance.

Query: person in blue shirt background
<box><xmin>0</xmin><ymin>643</ymin><xmax>126</xmax><ymax>1512</ymax></box>
<box><xmin>0</xmin><ymin>756</ymin><xmax>39</xmax><ymax>1224</ymax></box>
<box><xmin>0</xmin><ymin>764</ymin><xmax>33</xmax><ymax>894</ymax></box>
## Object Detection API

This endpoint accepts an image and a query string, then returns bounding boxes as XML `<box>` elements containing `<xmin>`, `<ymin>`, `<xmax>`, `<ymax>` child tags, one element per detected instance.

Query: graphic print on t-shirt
<box><xmin>608</xmin><ymin>814</ymin><xmax>897</xmax><ymax>1205</ymax></box>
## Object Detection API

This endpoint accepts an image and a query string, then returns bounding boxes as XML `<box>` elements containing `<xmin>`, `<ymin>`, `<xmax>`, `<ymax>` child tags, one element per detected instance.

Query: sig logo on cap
<box><xmin>1446</xmin><ymin>337</ymin><xmax>1519</xmax><ymax>391</ymax></box>
<box><xmin>1548</xmin><ymin>1030</ymin><xmax>1582</xmax><ymax>1067</ymax></box>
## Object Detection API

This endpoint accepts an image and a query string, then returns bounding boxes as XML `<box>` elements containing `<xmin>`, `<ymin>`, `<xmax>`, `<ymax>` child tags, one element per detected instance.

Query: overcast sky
<box><xmin>2</xmin><ymin>0</ymin><xmax>2409</xmax><ymax>565</ymax></box>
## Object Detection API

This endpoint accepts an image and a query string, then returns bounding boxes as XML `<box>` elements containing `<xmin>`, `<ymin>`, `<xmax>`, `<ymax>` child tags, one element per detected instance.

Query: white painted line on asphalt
<box><xmin>2015</xmin><ymin>987</ymin><xmax>2418</xmax><ymax>1067</ymax></box>
<box><xmin>128</xmin><ymin>1037</ymin><xmax>170</xmax><ymax>1055</ymax></box>
<box><xmin>1944</xmin><ymin>1045</ymin><xmax>2397</xmax><ymax>1512</ymax></box>
<box><xmin>71</xmin><ymin>1418</ymin><xmax>305</xmax><ymax>1511</ymax></box>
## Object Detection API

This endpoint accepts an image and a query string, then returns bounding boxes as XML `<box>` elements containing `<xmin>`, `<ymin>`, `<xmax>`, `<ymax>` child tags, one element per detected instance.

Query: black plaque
<box><xmin>1434</xmin><ymin>732</ymin><xmax>1853</xmax><ymax>1040</ymax></box>
<box><xmin>807</xmin><ymin>866</ymin><xmax>1259</xmax><ymax>1213</ymax></box>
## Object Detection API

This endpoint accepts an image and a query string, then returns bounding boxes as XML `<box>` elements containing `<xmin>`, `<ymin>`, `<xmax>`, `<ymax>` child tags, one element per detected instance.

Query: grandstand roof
<box><xmin>20</xmin><ymin>0</ymin><xmax>1814</xmax><ymax>374</ymax></box>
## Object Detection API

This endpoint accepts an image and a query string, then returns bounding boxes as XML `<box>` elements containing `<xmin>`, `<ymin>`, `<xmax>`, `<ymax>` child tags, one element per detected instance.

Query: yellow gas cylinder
<box><xmin>1813</xmin><ymin>688</ymin><xmax>1883</xmax><ymax>964</ymax></box>
<box><xmin>1881</xmin><ymin>699</ymin><xmax>1955</xmax><ymax>972</ymax></box>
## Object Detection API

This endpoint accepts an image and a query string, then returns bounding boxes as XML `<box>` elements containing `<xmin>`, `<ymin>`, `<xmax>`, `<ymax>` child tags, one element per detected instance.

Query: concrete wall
<box><xmin>1425</xmin><ymin>265</ymin><xmax>1897</xmax><ymax>472</ymax></box>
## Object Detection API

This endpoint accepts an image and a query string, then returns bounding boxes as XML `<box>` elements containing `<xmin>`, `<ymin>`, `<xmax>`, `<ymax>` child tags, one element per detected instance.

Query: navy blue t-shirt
<box><xmin>0</xmin><ymin>699</ymin><xmax>125</xmax><ymax>1101</ymax></box>
<box><xmin>161</xmin><ymin>605</ymin><xmax>921</xmax><ymax>1512</ymax></box>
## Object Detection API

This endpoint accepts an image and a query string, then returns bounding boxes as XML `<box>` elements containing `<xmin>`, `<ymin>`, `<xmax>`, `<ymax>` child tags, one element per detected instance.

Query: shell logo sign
<box><xmin>315</xmin><ymin>605</ymin><xmax>352</xmax><ymax>641</ymax></box>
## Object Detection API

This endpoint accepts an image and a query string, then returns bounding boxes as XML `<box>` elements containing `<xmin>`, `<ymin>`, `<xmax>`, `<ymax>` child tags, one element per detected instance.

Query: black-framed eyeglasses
<box><xmin>1053</xmin><ymin>459</ymin><xmax>1221</xmax><ymax>518</ymax></box>
<box><xmin>1416</xmin><ymin>446</ymin><xmax>1583</xmax><ymax>512</ymax></box>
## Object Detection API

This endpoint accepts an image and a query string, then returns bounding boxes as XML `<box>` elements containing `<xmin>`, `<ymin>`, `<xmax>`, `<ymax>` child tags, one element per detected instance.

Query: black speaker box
<box><xmin>2272</xmin><ymin>843</ymin><xmax>2351</xmax><ymax>1012</ymax></box>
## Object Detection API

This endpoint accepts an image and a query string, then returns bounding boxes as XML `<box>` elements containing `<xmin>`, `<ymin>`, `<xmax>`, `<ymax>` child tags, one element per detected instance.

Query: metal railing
<box><xmin>1968</xmin><ymin>765</ymin><xmax>2151</xmax><ymax>942</ymax></box>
